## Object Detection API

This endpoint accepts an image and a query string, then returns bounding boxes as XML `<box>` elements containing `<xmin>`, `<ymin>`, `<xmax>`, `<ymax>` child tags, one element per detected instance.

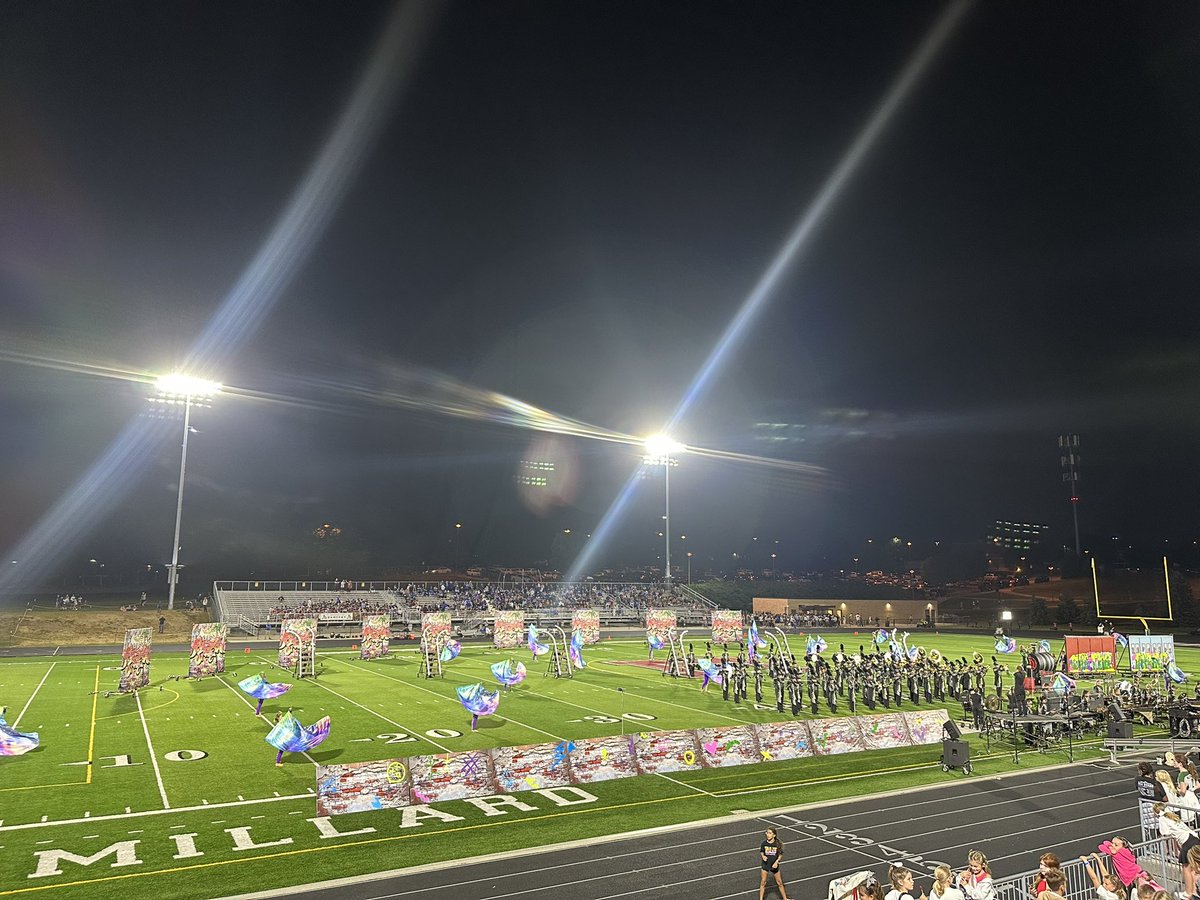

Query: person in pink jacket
<box><xmin>1098</xmin><ymin>837</ymin><xmax>1163</xmax><ymax>894</ymax></box>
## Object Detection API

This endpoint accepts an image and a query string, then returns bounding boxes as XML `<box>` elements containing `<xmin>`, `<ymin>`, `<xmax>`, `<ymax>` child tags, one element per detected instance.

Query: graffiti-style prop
<box><xmin>645</xmin><ymin>609</ymin><xmax>676</xmax><ymax>649</ymax></box>
<box><xmin>571</xmin><ymin>609</ymin><xmax>600</xmax><ymax>644</ymax></box>
<box><xmin>278</xmin><ymin>618</ymin><xmax>316</xmax><ymax>669</ymax></box>
<box><xmin>188</xmin><ymin>623</ymin><xmax>228</xmax><ymax>678</ymax></box>
<box><xmin>1128</xmin><ymin>635</ymin><xmax>1174</xmax><ymax>673</ymax></box>
<box><xmin>1064</xmin><ymin>635</ymin><xmax>1116</xmax><ymax>674</ymax></box>
<box><xmin>360</xmin><ymin>615</ymin><xmax>391</xmax><ymax>660</ymax></box>
<box><xmin>493</xmin><ymin>610</ymin><xmax>525</xmax><ymax>649</ymax></box>
<box><xmin>710</xmin><ymin>609</ymin><xmax>743</xmax><ymax>644</ymax></box>
<box><xmin>421</xmin><ymin>612</ymin><xmax>452</xmax><ymax>641</ymax></box>
<box><xmin>119</xmin><ymin>628</ymin><xmax>152</xmax><ymax>693</ymax></box>
<box><xmin>313</xmin><ymin>709</ymin><xmax>947</xmax><ymax>816</ymax></box>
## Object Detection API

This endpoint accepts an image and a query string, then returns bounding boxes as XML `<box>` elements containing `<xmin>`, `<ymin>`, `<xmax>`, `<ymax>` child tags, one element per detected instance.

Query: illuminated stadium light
<box><xmin>154</xmin><ymin>373</ymin><xmax>222</xmax><ymax>611</ymax></box>
<box><xmin>642</xmin><ymin>435</ymin><xmax>685</xmax><ymax>585</ymax></box>
<box><xmin>155</xmin><ymin>374</ymin><xmax>222</xmax><ymax>397</ymax></box>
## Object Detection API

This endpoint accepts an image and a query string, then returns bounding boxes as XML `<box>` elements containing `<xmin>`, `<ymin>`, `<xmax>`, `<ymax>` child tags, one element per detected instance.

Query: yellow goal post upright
<box><xmin>1091</xmin><ymin>556</ymin><xmax>1173</xmax><ymax>632</ymax></box>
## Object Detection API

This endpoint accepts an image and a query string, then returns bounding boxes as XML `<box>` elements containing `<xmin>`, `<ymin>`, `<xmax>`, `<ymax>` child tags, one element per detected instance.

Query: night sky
<box><xmin>2</xmin><ymin>2</ymin><xmax>1198</xmax><ymax>591</ymax></box>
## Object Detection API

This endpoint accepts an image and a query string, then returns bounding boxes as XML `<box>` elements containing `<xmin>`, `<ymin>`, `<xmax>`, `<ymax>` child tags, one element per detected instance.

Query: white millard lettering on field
<box><xmin>307</xmin><ymin>817</ymin><xmax>377</xmax><ymax>839</ymax></box>
<box><xmin>28</xmin><ymin>840</ymin><xmax>143</xmax><ymax>879</ymax></box>
<box><xmin>168</xmin><ymin>833</ymin><xmax>204</xmax><ymax>860</ymax></box>
<box><xmin>462</xmin><ymin>795</ymin><xmax>539</xmax><ymax>817</ymax></box>
<box><xmin>224</xmin><ymin>827</ymin><xmax>293</xmax><ymax>851</ymax></box>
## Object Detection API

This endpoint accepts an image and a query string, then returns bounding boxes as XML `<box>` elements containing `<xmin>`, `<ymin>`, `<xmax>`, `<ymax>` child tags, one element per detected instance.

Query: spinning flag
<box><xmin>1114</xmin><ymin>632</ymin><xmax>1128</xmax><ymax>649</ymax></box>
<box><xmin>491</xmin><ymin>658</ymin><xmax>527</xmax><ymax>686</ymax></box>
<box><xmin>1168</xmin><ymin>663</ymin><xmax>1189</xmax><ymax>684</ymax></box>
<box><xmin>697</xmin><ymin>658</ymin><xmax>724</xmax><ymax>687</ymax></box>
<box><xmin>265</xmin><ymin>711</ymin><xmax>330</xmax><ymax>765</ymax></box>
<box><xmin>1049</xmin><ymin>672</ymin><xmax>1076</xmax><ymax>696</ymax></box>
<box><xmin>527</xmin><ymin>625</ymin><xmax>549</xmax><ymax>658</ymax></box>
<box><xmin>805</xmin><ymin>635</ymin><xmax>827</xmax><ymax>656</ymax></box>
<box><xmin>1037</xmin><ymin>639</ymin><xmax>1052</xmax><ymax>653</ymax></box>
<box><xmin>439</xmin><ymin>639</ymin><xmax>462</xmax><ymax>663</ymax></box>
<box><xmin>748</xmin><ymin>620</ymin><xmax>769</xmax><ymax>660</ymax></box>
<box><xmin>873</xmin><ymin>629</ymin><xmax>890</xmax><ymax>646</ymax></box>
<box><xmin>995</xmin><ymin>637</ymin><xmax>1017</xmax><ymax>653</ymax></box>
<box><xmin>238</xmin><ymin>673</ymin><xmax>292</xmax><ymax>716</ymax></box>
<box><xmin>907</xmin><ymin>645</ymin><xmax>921</xmax><ymax>661</ymax></box>
<box><xmin>646</xmin><ymin>631</ymin><xmax>665</xmax><ymax>651</ymax></box>
<box><xmin>457</xmin><ymin>682</ymin><xmax>500</xmax><ymax>731</ymax></box>
<box><xmin>569</xmin><ymin>628</ymin><xmax>586</xmax><ymax>669</ymax></box>
<box><xmin>0</xmin><ymin>715</ymin><xmax>38</xmax><ymax>756</ymax></box>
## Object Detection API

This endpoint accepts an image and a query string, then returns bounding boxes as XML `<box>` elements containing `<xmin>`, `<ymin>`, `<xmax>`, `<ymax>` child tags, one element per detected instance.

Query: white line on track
<box><xmin>13</xmin><ymin>661</ymin><xmax>55</xmax><ymax>726</ymax></box>
<box><xmin>136</xmin><ymin>691</ymin><xmax>170</xmax><ymax>809</ymax></box>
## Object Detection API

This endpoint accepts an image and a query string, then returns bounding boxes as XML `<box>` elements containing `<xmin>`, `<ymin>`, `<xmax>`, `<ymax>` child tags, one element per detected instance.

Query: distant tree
<box><xmin>1057</xmin><ymin>595</ymin><xmax>1081</xmax><ymax>624</ymax></box>
<box><xmin>1028</xmin><ymin>597</ymin><xmax>1050</xmax><ymax>626</ymax></box>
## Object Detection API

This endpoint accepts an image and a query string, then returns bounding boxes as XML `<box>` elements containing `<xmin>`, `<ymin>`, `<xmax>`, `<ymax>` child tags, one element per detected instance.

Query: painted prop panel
<box><xmin>645</xmin><ymin>609</ymin><xmax>676</xmax><ymax>646</ymax></box>
<box><xmin>422</xmin><ymin>612</ymin><xmax>452</xmax><ymax>641</ymax></box>
<box><xmin>119</xmin><ymin>628</ymin><xmax>152</xmax><ymax>693</ymax></box>
<box><xmin>187</xmin><ymin>622</ymin><xmax>227</xmax><ymax>678</ymax></box>
<box><xmin>278</xmin><ymin>618</ymin><xmax>316</xmax><ymax>669</ymax></box>
<box><xmin>903</xmin><ymin>709</ymin><xmax>950</xmax><ymax>745</ymax></box>
<box><xmin>492</xmin><ymin>610</ymin><xmax>525</xmax><ymax>649</ymax></box>
<box><xmin>492</xmin><ymin>741</ymin><xmax>573</xmax><ymax>793</ymax></box>
<box><xmin>710</xmin><ymin>610</ymin><xmax>744</xmax><ymax>644</ymax></box>
<box><xmin>314</xmin><ymin>711</ymin><xmax>938</xmax><ymax>815</ymax></box>
<box><xmin>409</xmin><ymin>751</ymin><xmax>496</xmax><ymax>804</ymax></box>
<box><xmin>1064</xmin><ymin>635</ymin><xmax>1116</xmax><ymax>674</ymax></box>
<box><xmin>566</xmin><ymin>734</ymin><xmax>639</xmax><ymax>785</ymax></box>
<box><xmin>1129</xmin><ymin>635</ymin><xmax>1174</xmax><ymax>672</ymax></box>
<box><xmin>694</xmin><ymin>725</ymin><xmax>760</xmax><ymax>768</ymax></box>
<box><xmin>360</xmin><ymin>614</ymin><xmax>391</xmax><ymax>660</ymax></box>
<box><xmin>753</xmin><ymin>721</ymin><xmax>814</xmax><ymax>762</ymax></box>
<box><xmin>859</xmin><ymin>712</ymin><xmax>911</xmax><ymax>751</ymax></box>
<box><xmin>571</xmin><ymin>609</ymin><xmax>600</xmax><ymax>644</ymax></box>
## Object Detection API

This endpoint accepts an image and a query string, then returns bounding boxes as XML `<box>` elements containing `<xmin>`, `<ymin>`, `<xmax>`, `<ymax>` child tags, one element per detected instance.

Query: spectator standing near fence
<box><xmin>1154</xmin><ymin>803</ymin><xmax>1198</xmax><ymax>898</ymax></box>
<box><xmin>1079</xmin><ymin>853</ymin><xmax>1127</xmax><ymax>900</ymax></box>
<box><xmin>957</xmin><ymin>850</ymin><xmax>996</xmax><ymax>900</ymax></box>
<box><xmin>1031</xmin><ymin>853</ymin><xmax>1063</xmax><ymax>897</ymax></box>
<box><xmin>1137</xmin><ymin>762</ymin><xmax>1168</xmax><ymax>831</ymax></box>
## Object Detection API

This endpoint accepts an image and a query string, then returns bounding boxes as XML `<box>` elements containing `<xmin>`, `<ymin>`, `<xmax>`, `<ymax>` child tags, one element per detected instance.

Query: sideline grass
<box><xmin>0</xmin><ymin>631</ymin><xmax>1183</xmax><ymax>898</ymax></box>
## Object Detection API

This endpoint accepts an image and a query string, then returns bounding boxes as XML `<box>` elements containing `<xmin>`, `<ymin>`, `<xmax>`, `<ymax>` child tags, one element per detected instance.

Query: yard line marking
<box><xmin>215</xmin><ymin>676</ymin><xmax>318</xmax><ymax>767</ymax></box>
<box><xmin>260</xmin><ymin>656</ymin><xmax>460</xmax><ymax>753</ymax></box>
<box><xmin>14</xmin><ymin>662</ymin><xmax>56</xmax><ymax>727</ymax></box>
<box><xmin>333</xmin><ymin>656</ymin><xmax>563</xmax><ymax>742</ymax></box>
<box><xmin>86</xmin><ymin>666</ymin><xmax>99</xmax><ymax>784</ymax></box>
<box><xmin>136</xmin><ymin>692</ymin><xmax>170</xmax><ymax>809</ymax></box>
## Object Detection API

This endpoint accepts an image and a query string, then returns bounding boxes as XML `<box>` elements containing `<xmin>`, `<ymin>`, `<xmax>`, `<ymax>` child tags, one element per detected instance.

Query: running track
<box><xmin>225</xmin><ymin>758</ymin><xmax>1143</xmax><ymax>900</ymax></box>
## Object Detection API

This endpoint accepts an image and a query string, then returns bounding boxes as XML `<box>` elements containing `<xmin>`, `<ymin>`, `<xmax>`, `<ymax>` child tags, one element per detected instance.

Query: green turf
<box><xmin>0</xmin><ymin>631</ymin><xmax>1182</xmax><ymax>898</ymax></box>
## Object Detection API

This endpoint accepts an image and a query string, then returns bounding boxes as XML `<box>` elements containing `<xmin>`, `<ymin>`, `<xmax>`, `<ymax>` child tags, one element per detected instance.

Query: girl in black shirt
<box><xmin>759</xmin><ymin>827</ymin><xmax>789</xmax><ymax>899</ymax></box>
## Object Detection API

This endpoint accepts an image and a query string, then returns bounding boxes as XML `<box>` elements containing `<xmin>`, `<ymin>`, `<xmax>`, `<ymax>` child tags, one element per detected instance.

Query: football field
<box><xmin>0</xmin><ymin>633</ymin><xmax>1176</xmax><ymax>898</ymax></box>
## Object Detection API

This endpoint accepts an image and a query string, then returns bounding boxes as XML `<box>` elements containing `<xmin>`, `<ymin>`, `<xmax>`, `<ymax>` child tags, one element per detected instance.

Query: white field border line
<box><xmin>332</xmin><ymin>655</ymin><xmax>564</xmax><ymax>743</ymax></box>
<box><xmin>0</xmin><ymin>792</ymin><xmax>312</xmax><ymax>833</ymax></box>
<box><xmin>135</xmin><ymin>692</ymin><xmax>170</xmax><ymax>810</ymax></box>
<box><xmin>586</xmin><ymin>661</ymin><xmax>759</xmax><ymax>725</ymax></box>
<box><xmin>213</xmin><ymin>761</ymin><xmax>1130</xmax><ymax>900</ymax></box>
<box><xmin>13</xmin><ymin>661</ymin><xmax>55</xmax><ymax>727</ymax></box>
<box><xmin>259</xmin><ymin>656</ymin><xmax>458</xmax><ymax>754</ymax></box>
<box><xmin>216</xmin><ymin>676</ymin><xmax>319</xmax><ymax>767</ymax></box>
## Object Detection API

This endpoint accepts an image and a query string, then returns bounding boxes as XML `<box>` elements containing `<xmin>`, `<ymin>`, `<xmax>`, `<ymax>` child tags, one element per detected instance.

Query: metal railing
<box><xmin>989</xmin><ymin>837</ymin><xmax>1180</xmax><ymax>900</ymax></box>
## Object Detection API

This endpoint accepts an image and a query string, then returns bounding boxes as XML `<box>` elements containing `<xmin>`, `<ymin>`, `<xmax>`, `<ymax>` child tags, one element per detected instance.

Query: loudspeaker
<box><xmin>943</xmin><ymin>719</ymin><xmax>962</xmax><ymax>741</ymax></box>
<box><xmin>942</xmin><ymin>740</ymin><xmax>970</xmax><ymax>769</ymax></box>
<box><xmin>1108</xmin><ymin>702</ymin><xmax>1126</xmax><ymax>722</ymax></box>
<box><xmin>1108</xmin><ymin>720</ymin><xmax>1133</xmax><ymax>740</ymax></box>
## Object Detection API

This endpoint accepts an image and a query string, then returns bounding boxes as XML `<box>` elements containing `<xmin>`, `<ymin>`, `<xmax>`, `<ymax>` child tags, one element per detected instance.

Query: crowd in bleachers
<box><xmin>263</xmin><ymin>582</ymin><xmax>702</xmax><ymax>622</ymax></box>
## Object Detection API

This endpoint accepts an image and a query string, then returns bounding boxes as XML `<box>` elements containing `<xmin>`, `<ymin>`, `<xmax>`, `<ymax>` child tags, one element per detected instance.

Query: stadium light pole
<box><xmin>643</xmin><ymin>435</ymin><xmax>685</xmax><ymax>589</ymax></box>
<box><xmin>154</xmin><ymin>374</ymin><xmax>222</xmax><ymax>610</ymax></box>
